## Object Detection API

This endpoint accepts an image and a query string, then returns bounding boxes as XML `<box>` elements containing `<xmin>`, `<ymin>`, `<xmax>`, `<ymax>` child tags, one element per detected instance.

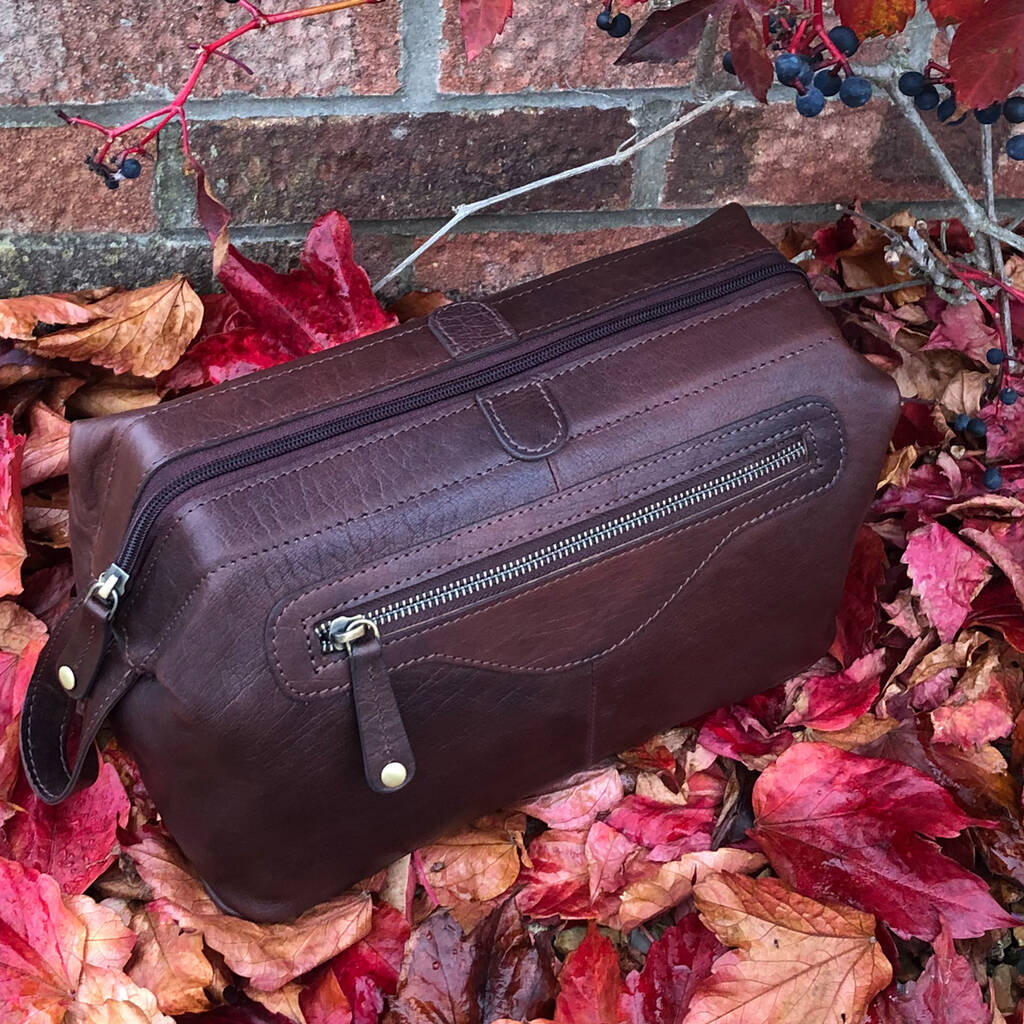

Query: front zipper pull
<box><xmin>327</xmin><ymin>616</ymin><xmax>415</xmax><ymax>795</ymax></box>
<box><xmin>51</xmin><ymin>564</ymin><xmax>130</xmax><ymax>701</ymax></box>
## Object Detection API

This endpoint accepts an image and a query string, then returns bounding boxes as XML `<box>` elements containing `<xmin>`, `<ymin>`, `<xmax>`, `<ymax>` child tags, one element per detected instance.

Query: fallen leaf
<box><xmin>20</xmin><ymin>401</ymin><xmax>70</xmax><ymax>488</ymax></box>
<box><xmin>697</xmin><ymin>699</ymin><xmax>792</xmax><ymax>771</ymax></box>
<box><xmin>830</xmin><ymin>525</ymin><xmax>887</xmax><ymax>665</ymax></box>
<box><xmin>516</xmin><ymin>830</ymin><xmax>591</xmax><ymax>920</ymax></box>
<box><xmin>922</xmin><ymin>301</ymin><xmax>1000</xmax><ymax>365</ymax></box>
<box><xmin>482</xmin><ymin>899</ymin><xmax>557</xmax><ymax>1024</ymax></box>
<box><xmin>902</xmin><ymin>520</ymin><xmax>991</xmax><ymax>643</ymax></box>
<box><xmin>750</xmin><ymin>742</ymin><xmax>1017</xmax><ymax>939</ymax></box>
<box><xmin>0</xmin><ymin>417</ymin><xmax>26</xmax><ymax>597</ymax></box>
<box><xmin>687</xmin><ymin>872</ymin><xmax>892</xmax><ymax>1024</ymax></box>
<box><xmin>584</xmin><ymin>821</ymin><xmax>638</xmax><ymax>902</ymax></box>
<box><xmin>417</xmin><ymin>826</ymin><xmax>521</xmax><ymax>905</ymax></box>
<box><xmin>552</xmin><ymin>922</ymin><xmax>623</xmax><ymax>1024</ymax></box>
<box><xmin>17</xmin><ymin>277</ymin><xmax>203</xmax><ymax>378</ymax></box>
<box><xmin>604</xmin><ymin>794</ymin><xmax>715</xmax><ymax>861</ymax></box>
<box><xmin>783</xmin><ymin>650</ymin><xmax>886</xmax><ymax>732</ymax></box>
<box><xmin>67</xmin><ymin>964</ymin><xmax>174</xmax><ymax>1024</ymax></box>
<box><xmin>0</xmin><ymin>293</ymin><xmax>96</xmax><ymax>340</ymax></box>
<box><xmin>126</xmin><ymin>831</ymin><xmax>372</xmax><ymax>991</ymax></box>
<box><xmin>516</xmin><ymin>767</ymin><xmax>624</xmax><ymax>832</ymax></box>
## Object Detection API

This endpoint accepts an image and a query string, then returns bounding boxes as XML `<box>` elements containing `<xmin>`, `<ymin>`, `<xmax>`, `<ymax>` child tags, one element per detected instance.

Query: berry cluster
<box><xmin>898</xmin><ymin>67</ymin><xmax>1024</xmax><ymax>160</ymax></box>
<box><xmin>723</xmin><ymin>21</ymin><xmax>871</xmax><ymax>119</ymax></box>
<box><xmin>595</xmin><ymin>1</ymin><xmax>630</xmax><ymax>39</ymax></box>
<box><xmin>84</xmin><ymin>151</ymin><xmax>144</xmax><ymax>190</ymax></box>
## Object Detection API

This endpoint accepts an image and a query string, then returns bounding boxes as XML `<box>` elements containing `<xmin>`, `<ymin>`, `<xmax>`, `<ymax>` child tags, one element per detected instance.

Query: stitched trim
<box><xmin>430</xmin><ymin>302</ymin><xmax>517</xmax><ymax>357</ymax></box>
<box><xmin>479</xmin><ymin>381</ymin><xmax>566</xmax><ymax>458</ymax></box>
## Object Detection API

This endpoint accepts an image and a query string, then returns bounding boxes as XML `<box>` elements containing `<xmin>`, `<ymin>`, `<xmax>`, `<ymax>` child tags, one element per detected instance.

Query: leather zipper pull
<box><xmin>50</xmin><ymin>564</ymin><xmax>129</xmax><ymax>701</ymax></box>
<box><xmin>330</xmin><ymin>617</ymin><xmax>415</xmax><ymax>794</ymax></box>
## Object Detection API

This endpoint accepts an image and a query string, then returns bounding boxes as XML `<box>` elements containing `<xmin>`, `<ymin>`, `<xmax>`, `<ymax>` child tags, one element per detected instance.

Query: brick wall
<box><xmin>2</xmin><ymin>0</ymin><xmax>1023</xmax><ymax>299</ymax></box>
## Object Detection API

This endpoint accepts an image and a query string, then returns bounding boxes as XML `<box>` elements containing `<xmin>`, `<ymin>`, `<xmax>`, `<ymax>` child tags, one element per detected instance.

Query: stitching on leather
<box><xmin>127</xmin><ymin>340</ymin><xmax>834</xmax><ymax>690</ymax></box>
<box><xmin>89</xmin><ymin>245</ymin><xmax>772</xmax><ymax>554</ymax></box>
<box><xmin>480</xmin><ymin>381</ymin><xmax>566</xmax><ymax>457</ymax></box>
<box><xmin>431</xmin><ymin>302</ymin><xmax>517</xmax><ymax>357</ymax></box>
<box><xmin>132</xmin><ymin>281</ymin><xmax>806</xmax><ymax>603</ymax></box>
<box><xmin>390</xmin><ymin>431</ymin><xmax>842</xmax><ymax>674</ymax></box>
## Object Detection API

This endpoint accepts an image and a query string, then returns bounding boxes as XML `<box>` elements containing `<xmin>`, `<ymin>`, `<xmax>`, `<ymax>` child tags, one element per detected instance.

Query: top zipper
<box><xmin>89</xmin><ymin>257</ymin><xmax>804</xmax><ymax>612</ymax></box>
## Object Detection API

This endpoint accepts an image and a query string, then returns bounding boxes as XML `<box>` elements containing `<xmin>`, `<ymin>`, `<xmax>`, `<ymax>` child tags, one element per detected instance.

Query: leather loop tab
<box><xmin>429</xmin><ymin>301</ymin><xmax>518</xmax><ymax>359</ymax></box>
<box><xmin>51</xmin><ymin>595</ymin><xmax>114</xmax><ymax>701</ymax></box>
<box><xmin>477</xmin><ymin>380</ymin><xmax>569</xmax><ymax>461</ymax></box>
<box><xmin>348</xmin><ymin>633</ymin><xmax>416</xmax><ymax>795</ymax></box>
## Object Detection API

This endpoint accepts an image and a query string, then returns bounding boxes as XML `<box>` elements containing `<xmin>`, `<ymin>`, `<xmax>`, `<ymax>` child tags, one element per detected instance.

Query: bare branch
<box><xmin>817</xmin><ymin>279</ymin><xmax>930</xmax><ymax>303</ymax></box>
<box><xmin>373</xmin><ymin>91</ymin><xmax>737</xmax><ymax>293</ymax></box>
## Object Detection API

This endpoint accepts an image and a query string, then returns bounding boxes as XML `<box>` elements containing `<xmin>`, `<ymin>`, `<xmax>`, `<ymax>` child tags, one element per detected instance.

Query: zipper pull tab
<box><xmin>52</xmin><ymin>564</ymin><xmax>129</xmax><ymax>701</ymax></box>
<box><xmin>329</xmin><ymin>616</ymin><xmax>415</xmax><ymax>795</ymax></box>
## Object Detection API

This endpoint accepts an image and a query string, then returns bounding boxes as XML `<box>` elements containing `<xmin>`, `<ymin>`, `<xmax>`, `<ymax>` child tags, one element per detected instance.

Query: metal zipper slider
<box><xmin>326</xmin><ymin>616</ymin><xmax>415</xmax><ymax>795</ymax></box>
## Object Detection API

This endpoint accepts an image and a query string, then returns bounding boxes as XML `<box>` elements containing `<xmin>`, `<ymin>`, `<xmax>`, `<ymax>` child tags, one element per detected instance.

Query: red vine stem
<box><xmin>59</xmin><ymin>0</ymin><xmax>381</xmax><ymax>173</ymax></box>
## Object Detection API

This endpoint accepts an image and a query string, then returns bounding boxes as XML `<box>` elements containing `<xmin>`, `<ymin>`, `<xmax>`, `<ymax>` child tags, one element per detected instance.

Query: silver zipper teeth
<box><xmin>319</xmin><ymin>438</ymin><xmax>807</xmax><ymax>649</ymax></box>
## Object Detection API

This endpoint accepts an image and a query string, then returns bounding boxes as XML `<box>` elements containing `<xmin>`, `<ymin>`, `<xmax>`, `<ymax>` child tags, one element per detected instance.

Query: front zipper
<box><xmin>87</xmin><ymin>256</ymin><xmax>803</xmax><ymax>611</ymax></box>
<box><xmin>316</xmin><ymin>436</ymin><xmax>809</xmax><ymax>653</ymax></box>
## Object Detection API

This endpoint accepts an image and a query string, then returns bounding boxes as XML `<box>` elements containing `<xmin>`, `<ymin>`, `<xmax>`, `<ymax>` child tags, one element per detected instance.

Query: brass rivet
<box><xmin>57</xmin><ymin>665</ymin><xmax>76</xmax><ymax>691</ymax></box>
<box><xmin>380</xmin><ymin>762</ymin><xmax>407</xmax><ymax>789</ymax></box>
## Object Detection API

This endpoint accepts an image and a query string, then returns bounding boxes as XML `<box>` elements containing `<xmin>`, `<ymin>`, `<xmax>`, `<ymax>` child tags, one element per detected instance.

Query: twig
<box><xmin>982</xmin><ymin>123</ymin><xmax>1016</xmax><ymax>358</ymax></box>
<box><xmin>817</xmin><ymin>279</ymin><xmax>930</xmax><ymax>303</ymax></box>
<box><xmin>373</xmin><ymin>91</ymin><xmax>737</xmax><ymax>292</ymax></box>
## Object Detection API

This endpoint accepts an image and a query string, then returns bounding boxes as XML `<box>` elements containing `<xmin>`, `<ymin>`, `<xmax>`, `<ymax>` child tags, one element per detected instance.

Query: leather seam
<box><xmin>431</xmin><ymin>302</ymin><xmax>517</xmax><ymax>357</ymax></box>
<box><xmin>479</xmin><ymin>382</ymin><xmax>566</xmax><ymax>457</ymax></box>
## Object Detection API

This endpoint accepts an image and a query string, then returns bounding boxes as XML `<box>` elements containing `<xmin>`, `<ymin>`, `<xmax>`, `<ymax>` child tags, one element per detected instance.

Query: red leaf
<box><xmin>459</xmin><ymin>0</ymin><xmax>513</xmax><ymax>61</ymax></box>
<box><xmin>300</xmin><ymin>968</ymin><xmax>353</xmax><ymax>1024</ymax></box>
<box><xmin>481</xmin><ymin>899</ymin><xmax>558</xmax><ymax>1024</ymax></box>
<box><xmin>869</xmin><ymin>919</ymin><xmax>990</xmax><ymax>1023</ymax></box>
<box><xmin>922</xmin><ymin>300</ymin><xmax>1000</xmax><ymax>365</ymax></box>
<box><xmin>616</xmin><ymin>0</ymin><xmax>726</xmax><ymax>65</ymax></box>
<box><xmin>750</xmin><ymin>743</ymin><xmax>1017</xmax><ymax>939</ymax></box>
<box><xmin>728</xmin><ymin>2</ymin><xmax>773</xmax><ymax>102</ymax></box>
<box><xmin>830</xmin><ymin>525</ymin><xmax>887</xmax><ymax>665</ymax></box>
<box><xmin>783</xmin><ymin>649</ymin><xmax>885</xmax><ymax>731</ymax></box>
<box><xmin>4</xmin><ymin>761</ymin><xmax>130</xmax><ymax>894</ymax></box>
<box><xmin>949</xmin><ymin>0</ymin><xmax>1024</xmax><ymax>108</ymax></box>
<box><xmin>585</xmin><ymin>821</ymin><xmax>639</xmax><ymax>902</ymax></box>
<box><xmin>0</xmin><ymin>416</ymin><xmax>26</xmax><ymax>599</ymax></box>
<box><xmin>966</xmin><ymin>578</ymin><xmax>1024</xmax><ymax>652</ymax></box>
<box><xmin>166</xmin><ymin>212</ymin><xmax>396</xmax><ymax>388</ymax></box>
<box><xmin>697</xmin><ymin>699</ymin><xmax>793</xmax><ymax>770</ymax></box>
<box><xmin>516</xmin><ymin>830</ymin><xmax>592</xmax><ymax>920</ymax></box>
<box><xmin>553</xmin><ymin>922</ymin><xmax>624</xmax><ymax>1024</ymax></box>
<box><xmin>516</xmin><ymin>766</ymin><xmax>624</xmax><ymax>831</ymax></box>
<box><xmin>928</xmin><ymin>0</ymin><xmax>986</xmax><ymax>27</ymax></box>
<box><xmin>605</xmin><ymin>795</ymin><xmax>715</xmax><ymax>861</ymax></box>
<box><xmin>619</xmin><ymin>914</ymin><xmax>724</xmax><ymax>1024</ymax></box>
<box><xmin>835</xmin><ymin>0</ymin><xmax>916</xmax><ymax>37</ymax></box>
<box><xmin>902</xmin><ymin>520</ymin><xmax>991</xmax><ymax>643</ymax></box>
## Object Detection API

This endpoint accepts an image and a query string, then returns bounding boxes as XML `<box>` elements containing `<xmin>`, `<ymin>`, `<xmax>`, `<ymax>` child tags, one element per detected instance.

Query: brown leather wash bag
<box><xmin>21</xmin><ymin>204</ymin><xmax>899</xmax><ymax>921</ymax></box>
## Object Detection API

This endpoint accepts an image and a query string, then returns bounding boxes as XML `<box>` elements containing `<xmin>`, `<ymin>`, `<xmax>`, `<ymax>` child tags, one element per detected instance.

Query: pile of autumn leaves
<box><xmin>1</xmin><ymin>211</ymin><xmax>1024</xmax><ymax>1024</ymax></box>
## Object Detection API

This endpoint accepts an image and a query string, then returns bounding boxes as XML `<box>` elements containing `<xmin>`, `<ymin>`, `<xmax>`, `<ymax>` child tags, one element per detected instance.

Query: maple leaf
<box><xmin>869</xmin><ymin>919</ymin><xmax>990</xmax><ymax>1024</ymax></box>
<box><xmin>930</xmin><ymin>649</ymin><xmax>1016</xmax><ymax>748</ymax></box>
<box><xmin>459</xmin><ymin>0</ymin><xmax>513</xmax><ymax>61</ymax></box>
<box><xmin>516</xmin><ymin>766</ymin><xmax>624</xmax><ymax>831</ymax></box>
<box><xmin>166</xmin><ymin>213</ymin><xmax>396</xmax><ymax>388</ymax></box>
<box><xmin>687</xmin><ymin>872</ymin><xmax>892</xmax><ymax>1024</ymax></box>
<box><xmin>727</xmin><ymin>2</ymin><xmax>772</xmax><ymax>102</ymax></box>
<box><xmin>783</xmin><ymin>649</ymin><xmax>886</xmax><ymax>732</ymax></box>
<box><xmin>605</xmin><ymin>794</ymin><xmax>715</xmax><ymax>860</ymax></box>
<box><xmin>750</xmin><ymin>743</ymin><xmax>1017</xmax><ymax>939</ymax></box>
<box><xmin>585</xmin><ymin>821</ymin><xmax>638</xmax><ymax>903</ymax></box>
<box><xmin>949</xmin><ymin>0</ymin><xmax>1024</xmax><ymax>108</ymax></box>
<box><xmin>922</xmin><ymin>300</ymin><xmax>1001</xmax><ymax>365</ymax></box>
<box><xmin>620</xmin><ymin>914</ymin><xmax>724</xmax><ymax>1024</ymax></box>
<box><xmin>125</xmin><ymin>831</ymin><xmax>372</xmax><ymax>991</ymax></box>
<box><xmin>417</xmin><ymin>824</ymin><xmax>522</xmax><ymax>904</ymax></box>
<box><xmin>16</xmin><ymin>277</ymin><xmax>203</xmax><ymax>378</ymax></box>
<box><xmin>4</xmin><ymin>762</ymin><xmax>130</xmax><ymax>894</ymax></box>
<box><xmin>616</xmin><ymin>0</ymin><xmax>726</xmax><ymax>65</ymax></box>
<box><xmin>552</xmin><ymin>922</ymin><xmax>624</xmax><ymax>1024</ymax></box>
<box><xmin>516</xmin><ymin>829</ymin><xmax>593</xmax><ymax>921</ymax></box>
<box><xmin>125</xmin><ymin>901</ymin><xmax>213</xmax><ymax>1015</ymax></box>
<box><xmin>0</xmin><ymin>293</ymin><xmax>97</xmax><ymax>340</ymax></box>
<box><xmin>902</xmin><ymin>520</ymin><xmax>991</xmax><ymax>643</ymax></box>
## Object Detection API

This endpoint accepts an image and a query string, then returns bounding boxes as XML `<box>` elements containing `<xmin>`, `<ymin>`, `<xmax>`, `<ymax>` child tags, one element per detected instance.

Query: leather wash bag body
<box><xmin>21</xmin><ymin>204</ymin><xmax>899</xmax><ymax>922</ymax></box>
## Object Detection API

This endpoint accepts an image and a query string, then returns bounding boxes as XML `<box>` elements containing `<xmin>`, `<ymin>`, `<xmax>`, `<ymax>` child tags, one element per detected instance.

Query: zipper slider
<box><xmin>322</xmin><ymin>616</ymin><xmax>415</xmax><ymax>794</ymax></box>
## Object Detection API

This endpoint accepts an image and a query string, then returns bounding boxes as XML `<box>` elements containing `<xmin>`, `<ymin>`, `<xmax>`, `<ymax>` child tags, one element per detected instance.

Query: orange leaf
<box><xmin>0</xmin><ymin>293</ymin><xmax>97</xmax><ymax>341</ymax></box>
<box><xmin>16</xmin><ymin>276</ymin><xmax>203</xmax><ymax>378</ymax></box>
<box><xmin>21</xmin><ymin>402</ymin><xmax>70</xmax><ymax>489</ymax></box>
<box><xmin>688</xmin><ymin>872</ymin><xmax>892</xmax><ymax>1024</ymax></box>
<box><xmin>835</xmin><ymin>0</ymin><xmax>915</xmax><ymax>37</ymax></box>
<box><xmin>126</xmin><ymin>831</ymin><xmax>372</xmax><ymax>991</ymax></box>
<box><xmin>417</xmin><ymin>826</ymin><xmax>522</xmax><ymax>904</ymax></box>
<box><xmin>0</xmin><ymin>417</ymin><xmax>26</xmax><ymax>598</ymax></box>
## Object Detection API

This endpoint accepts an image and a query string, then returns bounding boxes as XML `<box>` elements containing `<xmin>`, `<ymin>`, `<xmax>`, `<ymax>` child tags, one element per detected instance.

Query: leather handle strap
<box><xmin>19</xmin><ymin>596</ymin><xmax>136</xmax><ymax>804</ymax></box>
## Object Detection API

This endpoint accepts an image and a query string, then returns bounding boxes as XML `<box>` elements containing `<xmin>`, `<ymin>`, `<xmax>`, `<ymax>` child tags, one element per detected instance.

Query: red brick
<box><xmin>189</xmin><ymin>108</ymin><xmax>635</xmax><ymax>225</ymax></box>
<box><xmin>440</xmin><ymin>0</ymin><xmax>697</xmax><ymax>93</ymax></box>
<box><xmin>663</xmin><ymin>98</ymin><xmax>1021</xmax><ymax>208</ymax></box>
<box><xmin>0</xmin><ymin>0</ymin><xmax>398</xmax><ymax>106</ymax></box>
<box><xmin>409</xmin><ymin>227</ymin><xmax>678</xmax><ymax>297</ymax></box>
<box><xmin>0</xmin><ymin>128</ymin><xmax>155</xmax><ymax>233</ymax></box>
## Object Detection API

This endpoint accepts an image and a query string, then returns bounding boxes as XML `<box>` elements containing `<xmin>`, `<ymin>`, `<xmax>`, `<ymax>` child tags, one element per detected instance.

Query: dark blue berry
<box><xmin>898</xmin><ymin>71</ymin><xmax>926</xmax><ymax>97</ymax></box>
<box><xmin>1001</xmin><ymin>387</ymin><xmax>1019</xmax><ymax>405</ymax></box>
<box><xmin>828</xmin><ymin>25</ymin><xmax>860</xmax><ymax>56</ymax></box>
<box><xmin>596</xmin><ymin>7</ymin><xmax>612</xmax><ymax>29</ymax></box>
<box><xmin>974</xmin><ymin>103</ymin><xmax>1002</xmax><ymax>124</ymax></box>
<box><xmin>775</xmin><ymin>53</ymin><xmax>806</xmax><ymax>86</ymax></box>
<box><xmin>914</xmin><ymin>84</ymin><xmax>941</xmax><ymax>111</ymax></box>
<box><xmin>984</xmin><ymin>466</ymin><xmax>1004</xmax><ymax>490</ymax></box>
<box><xmin>1008</xmin><ymin>135</ymin><xmax>1024</xmax><ymax>161</ymax></box>
<box><xmin>966</xmin><ymin>417</ymin><xmax>988</xmax><ymax>437</ymax></box>
<box><xmin>839</xmin><ymin>75</ymin><xmax>872</xmax><ymax>108</ymax></box>
<box><xmin>1005</xmin><ymin>96</ymin><xmax>1024</xmax><ymax>123</ymax></box>
<box><xmin>722</xmin><ymin>50</ymin><xmax>735</xmax><ymax>75</ymax></box>
<box><xmin>796</xmin><ymin>86</ymin><xmax>826</xmax><ymax>118</ymax></box>
<box><xmin>987</xmin><ymin>347</ymin><xmax>1006</xmax><ymax>364</ymax></box>
<box><xmin>937</xmin><ymin>96</ymin><xmax>957</xmax><ymax>122</ymax></box>
<box><xmin>814</xmin><ymin>70</ymin><xmax>842</xmax><ymax>97</ymax></box>
<box><xmin>607</xmin><ymin>11</ymin><xmax>631</xmax><ymax>36</ymax></box>
<box><xmin>120</xmin><ymin>157</ymin><xmax>142</xmax><ymax>179</ymax></box>
<box><xmin>104</xmin><ymin>177</ymin><xmax>119</xmax><ymax>190</ymax></box>
<box><xmin>953</xmin><ymin>412</ymin><xmax>971</xmax><ymax>431</ymax></box>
